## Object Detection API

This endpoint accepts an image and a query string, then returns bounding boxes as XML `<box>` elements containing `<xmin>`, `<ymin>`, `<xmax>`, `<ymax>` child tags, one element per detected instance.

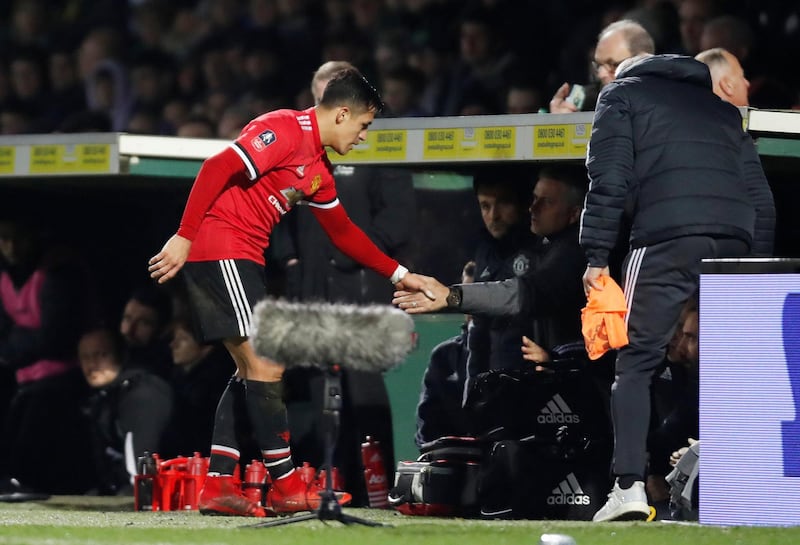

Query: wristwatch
<box><xmin>446</xmin><ymin>286</ymin><xmax>463</xmax><ymax>309</ymax></box>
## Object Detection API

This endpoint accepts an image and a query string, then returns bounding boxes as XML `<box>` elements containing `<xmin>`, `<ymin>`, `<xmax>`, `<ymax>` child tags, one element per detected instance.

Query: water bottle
<box><xmin>183</xmin><ymin>452</ymin><xmax>207</xmax><ymax>510</ymax></box>
<box><xmin>318</xmin><ymin>466</ymin><xmax>344</xmax><ymax>491</ymax></box>
<box><xmin>360</xmin><ymin>436</ymin><xmax>389</xmax><ymax>509</ymax></box>
<box><xmin>134</xmin><ymin>452</ymin><xmax>157</xmax><ymax>511</ymax></box>
<box><xmin>243</xmin><ymin>460</ymin><xmax>267</xmax><ymax>506</ymax></box>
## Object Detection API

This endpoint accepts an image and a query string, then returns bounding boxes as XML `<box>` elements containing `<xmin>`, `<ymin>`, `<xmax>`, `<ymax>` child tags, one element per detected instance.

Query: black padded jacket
<box><xmin>579</xmin><ymin>54</ymin><xmax>775</xmax><ymax>267</ymax></box>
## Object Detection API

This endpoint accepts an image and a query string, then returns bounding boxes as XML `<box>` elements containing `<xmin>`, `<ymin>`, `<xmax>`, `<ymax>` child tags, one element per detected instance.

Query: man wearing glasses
<box><xmin>549</xmin><ymin>20</ymin><xmax>655</xmax><ymax>113</ymax></box>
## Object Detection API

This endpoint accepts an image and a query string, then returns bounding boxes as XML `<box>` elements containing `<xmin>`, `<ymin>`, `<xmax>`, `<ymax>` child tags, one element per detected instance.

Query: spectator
<box><xmin>678</xmin><ymin>0</ymin><xmax>721</xmax><ymax>56</ymax></box>
<box><xmin>0</xmin><ymin>219</ymin><xmax>96</xmax><ymax>494</ymax></box>
<box><xmin>549</xmin><ymin>19</ymin><xmax>655</xmax><ymax>113</ymax></box>
<box><xmin>8</xmin><ymin>47</ymin><xmax>51</xmax><ymax>131</ymax></box>
<box><xmin>126</xmin><ymin>105</ymin><xmax>162</xmax><ymax>134</ymax></box>
<box><xmin>167</xmin><ymin>317</ymin><xmax>235</xmax><ymax>457</ymax></box>
<box><xmin>176</xmin><ymin>113</ymin><xmax>215</xmax><ymax>138</ymax></box>
<box><xmin>505</xmin><ymin>80</ymin><xmax>543</xmax><ymax>114</ymax></box>
<box><xmin>48</xmin><ymin>47</ymin><xmax>88</xmax><ymax>126</ymax></box>
<box><xmin>216</xmin><ymin>104</ymin><xmax>252</xmax><ymax>140</ymax></box>
<box><xmin>440</xmin><ymin>5</ymin><xmax>516</xmax><ymax>115</ymax></box>
<box><xmin>77</xmin><ymin>27</ymin><xmax>132</xmax><ymax>130</ymax></box>
<box><xmin>3</xmin><ymin>0</ymin><xmax>51</xmax><ymax>51</ymax></box>
<box><xmin>579</xmin><ymin>53</ymin><xmax>774</xmax><ymax>522</ymax></box>
<box><xmin>699</xmin><ymin>14</ymin><xmax>754</xmax><ymax>67</ymax></box>
<box><xmin>128</xmin><ymin>50</ymin><xmax>176</xmax><ymax>116</ymax></box>
<box><xmin>119</xmin><ymin>284</ymin><xmax>173</xmax><ymax>379</ymax></box>
<box><xmin>407</xmin><ymin>36</ymin><xmax>452</xmax><ymax>117</ymax></box>
<box><xmin>161</xmin><ymin>97</ymin><xmax>192</xmax><ymax>134</ymax></box>
<box><xmin>86</xmin><ymin>62</ymin><xmax>132</xmax><ymax>132</ymax></box>
<box><xmin>695</xmin><ymin>47</ymin><xmax>750</xmax><ymax>107</ymax></box>
<box><xmin>79</xmin><ymin>327</ymin><xmax>174</xmax><ymax>495</ymax></box>
<box><xmin>379</xmin><ymin>64</ymin><xmax>428</xmax><ymax>117</ymax></box>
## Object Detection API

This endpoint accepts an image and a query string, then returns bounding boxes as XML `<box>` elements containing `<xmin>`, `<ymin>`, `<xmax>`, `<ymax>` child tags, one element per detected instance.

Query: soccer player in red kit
<box><xmin>148</xmin><ymin>69</ymin><xmax>429</xmax><ymax>517</ymax></box>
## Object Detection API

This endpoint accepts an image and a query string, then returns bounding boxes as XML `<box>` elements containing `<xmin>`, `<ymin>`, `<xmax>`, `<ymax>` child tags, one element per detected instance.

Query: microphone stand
<box><xmin>247</xmin><ymin>364</ymin><xmax>388</xmax><ymax>528</ymax></box>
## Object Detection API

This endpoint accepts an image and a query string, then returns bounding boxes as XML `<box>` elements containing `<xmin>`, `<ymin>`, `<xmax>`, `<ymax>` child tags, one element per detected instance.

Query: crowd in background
<box><xmin>0</xmin><ymin>0</ymin><xmax>799</xmax><ymax>138</ymax></box>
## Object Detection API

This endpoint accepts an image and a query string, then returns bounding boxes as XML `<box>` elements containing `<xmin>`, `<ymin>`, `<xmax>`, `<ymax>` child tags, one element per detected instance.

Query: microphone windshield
<box><xmin>251</xmin><ymin>298</ymin><xmax>415</xmax><ymax>372</ymax></box>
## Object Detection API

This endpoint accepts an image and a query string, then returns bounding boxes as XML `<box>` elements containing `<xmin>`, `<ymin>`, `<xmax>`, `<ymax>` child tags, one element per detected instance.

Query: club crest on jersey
<box><xmin>513</xmin><ymin>254</ymin><xmax>531</xmax><ymax>276</ymax></box>
<box><xmin>310</xmin><ymin>174</ymin><xmax>321</xmax><ymax>193</ymax></box>
<box><xmin>251</xmin><ymin>129</ymin><xmax>276</xmax><ymax>151</ymax></box>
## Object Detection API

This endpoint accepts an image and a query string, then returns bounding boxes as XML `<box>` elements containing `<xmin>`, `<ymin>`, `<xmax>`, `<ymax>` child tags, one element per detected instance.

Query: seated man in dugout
<box><xmin>393</xmin><ymin>164</ymin><xmax>589</xmax><ymax>372</ymax></box>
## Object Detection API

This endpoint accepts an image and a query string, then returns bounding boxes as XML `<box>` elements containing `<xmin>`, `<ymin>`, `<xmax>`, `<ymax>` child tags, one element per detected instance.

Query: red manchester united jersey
<box><xmin>182</xmin><ymin>108</ymin><xmax>338</xmax><ymax>264</ymax></box>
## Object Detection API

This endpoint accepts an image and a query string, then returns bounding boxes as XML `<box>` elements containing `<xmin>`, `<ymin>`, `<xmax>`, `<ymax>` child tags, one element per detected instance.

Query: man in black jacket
<box><xmin>79</xmin><ymin>327</ymin><xmax>174</xmax><ymax>495</ymax></box>
<box><xmin>466</xmin><ymin>167</ymin><xmax>536</xmax><ymax>377</ymax></box>
<box><xmin>579</xmin><ymin>53</ymin><xmax>775</xmax><ymax>522</ymax></box>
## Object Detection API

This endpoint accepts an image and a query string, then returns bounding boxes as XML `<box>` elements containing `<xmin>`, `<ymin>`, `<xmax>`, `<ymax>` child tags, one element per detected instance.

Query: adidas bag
<box><xmin>464</xmin><ymin>367</ymin><xmax>611</xmax><ymax>443</ymax></box>
<box><xmin>479</xmin><ymin>435</ymin><xmax>611</xmax><ymax>520</ymax></box>
<box><xmin>388</xmin><ymin>436</ymin><xmax>482</xmax><ymax>517</ymax></box>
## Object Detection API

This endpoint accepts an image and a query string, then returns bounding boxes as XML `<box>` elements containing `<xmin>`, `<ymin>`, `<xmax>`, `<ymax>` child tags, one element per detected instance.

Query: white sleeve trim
<box><xmin>229</xmin><ymin>142</ymin><xmax>257</xmax><ymax>180</ymax></box>
<box><xmin>389</xmin><ymin>265</ymin><xmax>409</xmax><ymax>284</ymax></box>
<box><xmin>307</xmin><ymin>198</ymin><xmax>340</xmax><ymax>209</ymax></box>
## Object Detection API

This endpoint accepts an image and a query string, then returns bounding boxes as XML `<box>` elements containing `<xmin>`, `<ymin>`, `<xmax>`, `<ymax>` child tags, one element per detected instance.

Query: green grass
<box><xmin>0</xmin><ymin>496</ymin><xmax>797</xmax><ymax>545</ymax></box>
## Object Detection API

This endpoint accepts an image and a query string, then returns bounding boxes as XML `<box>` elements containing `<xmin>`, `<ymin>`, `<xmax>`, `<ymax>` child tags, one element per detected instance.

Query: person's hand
<box><xmin>148</xmin><ymin>234</ymin><xmax>191</xmax><ymax>284</ymax></box>
<box><xmin>395</xmin><ymin>272</ymin><xmax>437</xmax><ymax>301</ymax></box>
<box><xmin>582</xmin><ymin>265</ymin><xmax>609</xmax><ymax>297</ymax></box>
<box><xmin>669</xmin><ymin>437</ymin><xmax>699</xmax><ymax>467</ymax></box>
<box><xmin>392</xmin><ymin>275</ymin><xmax>449</xmax><ymax>313</ymax></box>
<box><xmin>549</xmin><ymin>82</ymin><xmax>579</xmax><ymax>114</ymax></box>
<box><xmin>521</xmin><ymin>336</ymin><xmax>550</xmax><ymax>363</ymax></box>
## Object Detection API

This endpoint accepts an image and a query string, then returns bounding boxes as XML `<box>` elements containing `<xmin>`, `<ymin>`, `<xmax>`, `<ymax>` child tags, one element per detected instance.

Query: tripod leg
<box><xmin>244</xmin><ymin>365</ymin><xmax>391</xmax><ymax>528</ymax></box>
<box><xmin>336</xmin><ymin>512</ymin><xmax>389</xmax><ymax>527</ymax></box>
<box><xmin>243</xmin><ymin>512</ymin><xmax>318</xmax><ymax>528</ymax></box>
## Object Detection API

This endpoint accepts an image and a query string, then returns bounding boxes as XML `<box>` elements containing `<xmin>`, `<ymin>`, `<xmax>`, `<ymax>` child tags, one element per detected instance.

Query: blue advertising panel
<box><xmin>700</xmin><ymin>262</ymin><xmax>800</xmax><ymax>526</ymax></box>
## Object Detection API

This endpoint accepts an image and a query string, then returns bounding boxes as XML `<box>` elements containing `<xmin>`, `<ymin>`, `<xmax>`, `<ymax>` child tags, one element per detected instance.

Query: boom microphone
<box><xmin>251</xmin><ymin>298</ymin><xmax>415</xmax><ymax>372</ymax></box>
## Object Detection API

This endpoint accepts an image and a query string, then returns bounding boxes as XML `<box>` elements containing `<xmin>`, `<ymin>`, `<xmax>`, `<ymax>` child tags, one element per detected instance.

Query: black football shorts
<box><xmin>181</xmin><ymin>259</ymin><xmax>267</xmax><ymax>342</ymax></box>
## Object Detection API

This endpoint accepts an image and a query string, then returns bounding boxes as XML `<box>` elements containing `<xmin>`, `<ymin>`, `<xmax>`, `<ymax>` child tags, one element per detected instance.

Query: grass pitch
<box><xmin>0</xmin><ymin>496</ymin><xmax>797</xmax><ymax>545</ymax></box>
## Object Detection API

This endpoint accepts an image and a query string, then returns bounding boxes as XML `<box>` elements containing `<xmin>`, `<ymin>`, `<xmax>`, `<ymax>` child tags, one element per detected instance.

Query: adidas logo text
<box><xmin>537</xmin><ymin>393</ymin><xmax>580</xmax><ymax>424</ymax></box>
<box><xmin>547</xmin><ymin>473</ymin><xmax>590</xmax><ymax>506</ymax></box>
<box><xmin>537</xmin><ymin>413</ymin><xmax>580</xmax><ymax>424</ymax></box>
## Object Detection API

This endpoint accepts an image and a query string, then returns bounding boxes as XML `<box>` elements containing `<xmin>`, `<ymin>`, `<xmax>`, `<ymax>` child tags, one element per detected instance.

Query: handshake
<box><xmin>392</xmin><ymin>273</ymin><xmax>450</xmax><ymax>313</ymax></box>
<box><xmin>393</xmin><ymin>270</ymin><xmax>552</xmax><ymax>365</ymax></box>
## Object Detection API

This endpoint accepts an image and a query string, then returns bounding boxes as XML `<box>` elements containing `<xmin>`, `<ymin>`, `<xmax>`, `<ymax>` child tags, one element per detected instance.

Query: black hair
<box><xmin>128</xmin><ymin>284</ymin><xmax>172</xmax><ymax>325</ymax></box>
<box><xmin>80</xmin><ymin>326</ymin><xmax>127</xmax><ymax>363</ymax></box>
<box><xmin>537</xmin><ymin>164</ymin><xmax>589</xmax><ymax>207</ymax></box>
<box><xmin>318</xmin><ymin>68</ymin><xmax>384</xmax><ymax>114</ymax></box>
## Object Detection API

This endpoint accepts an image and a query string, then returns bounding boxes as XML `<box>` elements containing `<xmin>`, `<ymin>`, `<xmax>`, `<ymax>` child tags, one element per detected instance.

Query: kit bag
<box><xmin>388</xmin><ymin>436</ymin><xmax>483</xmax><ymax>517</ymax></box>
<box><xmin>464</xmin><ymin>365</ymin><xmax>611</xmax><ymax>443</ymax></box>
<box><xmin>478</xmin><ymin>432</ymin><xmax>612</xmax><ymax>520</ymax></box>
